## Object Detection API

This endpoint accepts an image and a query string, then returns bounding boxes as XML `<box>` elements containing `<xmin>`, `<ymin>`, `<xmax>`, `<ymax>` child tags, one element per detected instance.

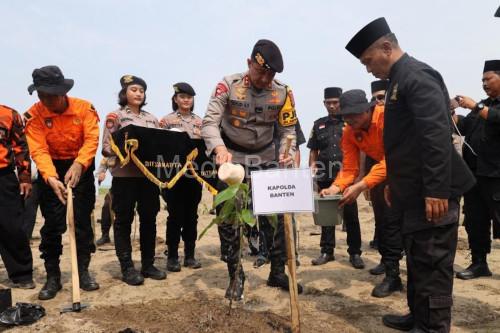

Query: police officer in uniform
<box><xmin>25</xmin><ymin>66</ymin><xmax>100</xmax><ymax>300</ymax></box>
<box><xmin>308</xmin><ymin>87</ymin><xmax>364</xmax><ymax>269</ymax></box>
<box><xmin>159</xmin><ymin>82</ymin><xmax>203</xmax><ymax>272</ymax></box>
<box><xmin>102</xmin><ymin>75</ymin><xmax>166</xmax><ymax>285</ymax></box>
<box><xmin>0</xmin><ymin>104</ymin><xmax>34</xmax><ymax>289</ymax></box>
<box><xmin>454</xmin><ymin>60</ymin><xmax>500</xmax><ymax>280</ymax></box>
<box><xmin>346</xmin><ymin>18</ymin><xmax>475</xmax><ymax>332</ymax></box>
<box><xmin>201</xmin><ymin>39</ymin><xmax>303</xmax><ymax>300</ymax></box>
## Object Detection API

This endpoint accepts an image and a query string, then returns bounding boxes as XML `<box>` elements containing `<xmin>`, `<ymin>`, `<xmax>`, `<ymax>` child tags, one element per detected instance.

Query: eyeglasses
<box><xmin>375</xmin><ymin>94</ymin><xmax>385</xmax><ymax>101</ymax></box>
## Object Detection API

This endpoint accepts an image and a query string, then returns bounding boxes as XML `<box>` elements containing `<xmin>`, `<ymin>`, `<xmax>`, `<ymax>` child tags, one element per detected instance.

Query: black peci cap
<box><xmin>483</xmin><ymin>60</ymin><xmax>500</xmax><ymax>73</ymax></box>
<box><xmin>173</xmin><ymin>82</ymin><xmax>196</xmax><ymax>96</ymax></box>
<box><xmin>251</xmin><ymin>39</ymin><xmax>284</xmax><ymax>73</ymax></box>
<box><xmin>371</xmin><ymin>80</ymin><xmax>389</xmax><ymax>94</ymax></box>
<box><xmin>324</xmin><ymin>87</ymin><xmax>343</xmax><ymax>99</ymax></box>
<box><xmin>28</xmin><ymin>65</ymin><xmax>74</xmax><ymax>96</ymax></box>
<box><xmin>345</xmin><ymin>17</ymin><xmax>392</xmax><ymax>59</ymax></box>
<box><xmin>120</xmin><ymin>75</ymin><xmax>147</xmax><ymax>90</ymax></box>
<box><xmin>338</xmin><ymin>89</ymin><xmax>375</xmax><ymax>115</ymax></box>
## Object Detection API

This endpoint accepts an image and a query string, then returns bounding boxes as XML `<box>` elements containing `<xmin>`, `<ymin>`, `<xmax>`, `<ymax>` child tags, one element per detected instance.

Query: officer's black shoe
<box><xmin>38</xmin><ymin>276</ymin><xmax>62</xmax><ymax>300</ymax></box>
<box><xmin>167</xmin><ymin>258</ymin><xmax>181</xmax><ymax>272</ymax></box>
<box><xmin>267</xmin><ymin>272</ymin><xmax>303</xmax><ymax>294</ymax></box>
<box><xmin>408</xmin><ymin>328</ymin><xmax>426</xmax><ymax>333</ymax></box>
<box><xmin>369</xmin><ymin>261</ymin><xmax>386</xmax><ymax>275</ymax></box>
<box><xmin>184</xmin><ymin>258</ymin><xmax>202</xmax><ymax>269</ymax></box>
<box><xmin>141</xmin><ymin>265</ymin><xmax>167</xmax><ymax>280</ymax></box>
<box><xmin>382</xmin><ymin>313</ymin><xmax>414</xmax><ymax>331</ymax></box>
<box><xmin>371</xmin><ymin>275</ymin><xmax>403</xmax><ymax>298</ymax></box>
<box><xmin>96</xmin><ymin>234</ymin><xmax>111</xmax><ymax>246</ymax></box>
<box><xmin>79</xmin><ymin>270</ymin><xmax>100</xmax><ymax>291</ymax></box>
<box><xmin>349</xmin><ymin>254</ymin><xmax>365</xmax><ymax>269</ymax></box>
<box><xmin>122</xmin><ymin>267</ymin><xmax>144</xmax><ymax>286</ymax></box>
<box><xmin>253</xmin><ymin>255</ymin><xmax>269</xmax><ymax>268</ymax></box>
<box><xmin>456</xmin><ymin>262</ymin><xmax>492</xmax><ymax>280</ymax></box>
<box><xmin>311</xmin><ymin>253</ymin><xmax>334</xmax><ymax>266</ymax></box>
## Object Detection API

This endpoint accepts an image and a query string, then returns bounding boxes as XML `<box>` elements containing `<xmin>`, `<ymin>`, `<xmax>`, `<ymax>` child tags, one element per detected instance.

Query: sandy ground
<box><xmin>1</xmin><ymin>189</ymin><xmax>500</xmax><ymax>332</ymax></box>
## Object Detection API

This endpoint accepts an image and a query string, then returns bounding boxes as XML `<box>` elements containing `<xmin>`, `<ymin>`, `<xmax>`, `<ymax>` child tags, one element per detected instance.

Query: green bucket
<box><xmin>313</xmin><ymin>195</ymin><xmax>343</xmax><ymax>226</ymax></box>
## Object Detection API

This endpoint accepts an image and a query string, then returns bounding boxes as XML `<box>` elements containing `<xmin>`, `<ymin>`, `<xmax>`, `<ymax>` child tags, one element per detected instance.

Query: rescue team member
<box><xmin>454</xmin><ymin>60</ymin><xmax>500</xmax><ymax>280</ymax></box>
<box><xmin>308</xmin><ymin>87</ymin><xmax>364</xmax><ymax>269</ymax></box>
<box><xmin>24</xmin><ymin>65</ymin><xmax>100</xmax><ymax>300</ymax></box>
<box><xmin>95</xmin><ymin>157</ymin><xmax>112</xmax><ymax>246</ymax></box>
<box><xmin>346</xmin><ymin>18</ymin><xmax>475</xmax><ymax>332</ymax></box>
<box><xmin>0</xmin><ymin>104</ymin><xmax>34</xmax><ymax>289</ymax></box>
<box><xmin>159</xmin><ymin>82</ymin><xmax>203</xmax><ymax>272</ymax></box>
<box><xmin>102</xmin><ymin>75</ymin><xmax>166</xmax><ymax>285</ymax></box>
<box><xmin>201</xmin><ymin>39</ymin><xmax>303</xmax><ymax>301</ymax></box>
<box><xmin>367</xmin><ymin>79</ymin><xmax>389</xmax><ymax>251</ymax></box>
<box><xmin>321</xmin><ymin>89</ymin><xmax>403</xmax><ymax>298</ymax></box>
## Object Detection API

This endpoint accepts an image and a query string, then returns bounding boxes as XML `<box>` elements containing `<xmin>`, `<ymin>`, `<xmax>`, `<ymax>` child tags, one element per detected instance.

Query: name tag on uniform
<box><xmin>255</xmin><ymin>106</ymin><xmax>263</xmax><ymax>113</ymax></box>
<box><xmin>319</xmin><ymin>124</ymin><xmax>326</xmax><ymax>129</ymax></box>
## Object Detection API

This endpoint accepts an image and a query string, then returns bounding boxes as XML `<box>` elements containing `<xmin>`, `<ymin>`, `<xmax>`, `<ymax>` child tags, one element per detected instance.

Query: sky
<box><xmin>1</xmin><ymin>0</ymin><xmax>498</xmax><ymax>184</ymax></box>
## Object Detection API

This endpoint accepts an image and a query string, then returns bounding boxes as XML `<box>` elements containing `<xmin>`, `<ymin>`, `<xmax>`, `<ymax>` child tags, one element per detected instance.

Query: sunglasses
<box><xmin>375</xmin><ymin>94</ymin><xmax>385</xmax><ymax>101</ymax></box>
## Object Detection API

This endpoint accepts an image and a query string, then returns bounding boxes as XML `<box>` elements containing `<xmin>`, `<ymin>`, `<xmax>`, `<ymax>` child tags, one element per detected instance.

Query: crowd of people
<box><xmin>0</xmin><ymin>16</ymin><xmax>499</xmax><ymax>333</ymax></box>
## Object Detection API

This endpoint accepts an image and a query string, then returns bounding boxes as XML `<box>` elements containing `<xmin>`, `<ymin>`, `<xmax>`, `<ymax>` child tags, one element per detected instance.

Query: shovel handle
<box><xmin>66</xmin><ymin>185</ymin><xmax>81</xmax><ymax>305</ymax></box>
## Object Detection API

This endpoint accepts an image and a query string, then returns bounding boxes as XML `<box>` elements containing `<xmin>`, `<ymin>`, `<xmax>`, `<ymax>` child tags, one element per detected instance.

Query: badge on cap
<box><xmin>255</xmin><ymin>52</ymin><xmax>265</xmax><ymax>66</ymax></box>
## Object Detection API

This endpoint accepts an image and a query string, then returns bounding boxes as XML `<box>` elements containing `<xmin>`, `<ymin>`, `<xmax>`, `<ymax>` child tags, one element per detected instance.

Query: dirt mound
<box><xmin>75</xmin><ymin>293</ymin><xmax>291</xmax><ymax>333</ymax></box>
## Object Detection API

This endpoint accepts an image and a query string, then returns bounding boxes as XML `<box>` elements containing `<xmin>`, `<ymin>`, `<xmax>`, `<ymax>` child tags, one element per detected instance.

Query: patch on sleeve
<box><xmin>214</xmin><ymin>82</ymin><xmax>229</xmax><ymax>97</ymax></box>
<box><xmin>278</xmin><ymin>87</ymin><xmax>297</xmax><ymax>127</ymax></box>
<box><xmin>105</xmin><ymin>113</ymin><xmax>117</xmax><ymax>129</ymax></box>
<box><xmin>23</xmin><ymin>111</ymin><xmax>33</xmax><ymax>125</ymax></box>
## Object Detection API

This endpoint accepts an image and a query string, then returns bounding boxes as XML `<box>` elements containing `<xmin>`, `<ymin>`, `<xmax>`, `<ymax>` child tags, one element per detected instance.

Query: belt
<box><xmin>221</xmin><ymin>131</ymin><xmax>273</xmax><ymax>155</ymax></box>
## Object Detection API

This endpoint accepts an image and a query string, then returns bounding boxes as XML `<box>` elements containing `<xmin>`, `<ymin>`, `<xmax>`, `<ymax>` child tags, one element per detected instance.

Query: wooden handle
<box><xmin>283</xmin><ymin>135</ymin><xmax>295</xmax><ymax>160</ymax></box>
<box><xmin>66</xmin><ymin>185</ymin><xmax>81</xmax><ymax>304</ymax></box>
<box><xmin>284</xmin><ymin>214</ymin><xmax>301</xmax><ymax>332</ymax></box>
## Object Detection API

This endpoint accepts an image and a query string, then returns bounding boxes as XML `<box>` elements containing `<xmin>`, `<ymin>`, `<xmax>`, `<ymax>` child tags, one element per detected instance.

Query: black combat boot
<box><xmin>78</xmin><ymin>255</ymin><xmax>100</xmax><ymax>291</ymax></box>
<box><xmin>372</xmin><ymin>262</ymin><xmax>403</xmax><ymax>298</ymax></box>
<box><xmin>38</xmin><ymin>261</ymin><xmax>62</xmax><ymax>300</ymax></box>
<box><xmin>311</xmin><ymin>252</ymin><xmax>335</xmax><ymax>266</ymax></box>
<box><xmin>141</xmin><ymin>255</ymin><xmax>166</xmax><ymax>280</ymax></box>
<box><xmin>184</xmin><ymin>242</ymin><xmax>201</xmax><ymax>269</ymax></box>
<box><xmin>166</xmin><ymin>243</ymin><xmax>181</xmax><ymax>272</ymax></box>
<box><xmin>456</xmin><ymin>253</ymin><xmax>492</xmax><ymax>280</ymax></box>
<box><xmin>369</xmin><ymin>260</ymin><xmax>386</xmax><ymax>275</ymax></box>
<box><xmin>225</xmin><ymin>263</ymin><xmax>245</xmax><ymax>301</ymax></box>
<box><xmin>95</xmin><ymin>234</ymin><xmax>111</xmax><ymax>246</ymax></box>
<box><xmin>267</xmin><ymin>260</ymin><xmax>303</xmax><ymax>294</ymax></box>
<box><xmin>382</xmin><ymin>313</ymin><xmax>414</xmax><ymax>331</ymax></box>
<box><xmin>119</xmin><ymin>255</ymin><xmax>144</xmax><ymax>286</ymax></box>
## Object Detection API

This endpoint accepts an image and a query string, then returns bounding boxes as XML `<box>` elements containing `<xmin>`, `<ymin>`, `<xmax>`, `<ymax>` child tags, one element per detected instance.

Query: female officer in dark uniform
<box><xmin>159</xmin><ymin>82</ymin><xmax>203</xmax><ymax>272</ymax></box>
<box><xmin>102</xmin><ymin>75</ymin><xmax>166</xmax><ymax>285</ymax></box>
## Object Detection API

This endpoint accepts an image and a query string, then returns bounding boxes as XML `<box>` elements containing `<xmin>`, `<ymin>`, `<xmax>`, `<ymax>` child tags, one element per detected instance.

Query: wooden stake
<box><xmin>66</xmin><ymin>186</ymin><xmax>82</xmax><ymax>308</ymax></box>
<box><xmin>283</xmin><ymin>135</ymin><xmax>300</xmax><ymax>333</ymax></box>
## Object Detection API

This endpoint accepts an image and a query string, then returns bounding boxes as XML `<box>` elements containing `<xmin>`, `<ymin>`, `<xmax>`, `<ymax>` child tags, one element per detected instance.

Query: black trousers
<box><xmin>463</xmin><ymin>176</ymin><xmax>500</xmax><ymax>256</ymax></box>
<box><xmin>38</xmin><ymin>160</ymin><xmax>96</xmax><ymax>264</ymax></box>
<box><xmin>22</xmin><ymin>177</ymin><xmax>40</xmax><ymax>239</ymax></box>
<box><xmin>402</xmin><ymin>200</ymin><xmax>459</xmax><ymax>333</ymax></box>
<box><xmin>100</xmin><ymin>190</ymin><xmax>112</xmax><ymax>235</ymax></box>
<box><xmin>317</xmin><ymin>181</ymin><xmax>361</xmax><ymax>255</ymax></box>
<box><xmin>162</xmin><ymin>176</ymin><xmax>202</xmax><ymax>259</ymax></box>
<box><xmin>0</xmin><ymin>170</ymin><xmax>33</xmax><ymax>283</ymax></box>
<box><xmin>370</xmin><ymin>181</ymin><xmax>403</xmax><ymax>265</ymax></box>
<box><xmin>111</xmin><ymin>177</ymin><xmax>159</xmax><ymax>267</ymax></box>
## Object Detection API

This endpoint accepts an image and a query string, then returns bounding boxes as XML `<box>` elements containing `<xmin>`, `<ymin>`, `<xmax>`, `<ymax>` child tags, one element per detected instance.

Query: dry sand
<box><xmin>1</xmin><ymin>190</ymin><xmax>499</xmax><ymax>332</ymax></box>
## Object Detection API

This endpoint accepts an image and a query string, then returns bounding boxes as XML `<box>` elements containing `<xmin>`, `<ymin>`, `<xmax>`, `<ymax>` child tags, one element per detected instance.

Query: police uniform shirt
<box><xmin>384</xmin><ymin>53</ymin><xmax>475</xmax><ymax>233</ymax></box>
<box><xmin>307</xmin><ymin>115</ymin><xmax>344</xmax><ymax>182</ymax></box>
<box><xmin>201</xmin><ymin>72</ymin><xmax>297</xmax><ymax>165</ymax></box>
<box><xmin>102</xmin><ymin>106</ymin><xmax>159</xmax><ymax>177</ymax></box>
<box><xmin>159</xmin><ymin>111</ymin><xmax>202</xmax><ymax>139</ymax></box>
<box><xmin>457</xmin><ymin>97</ymin><xmax>500</xmax><ymax>177</ymax></box>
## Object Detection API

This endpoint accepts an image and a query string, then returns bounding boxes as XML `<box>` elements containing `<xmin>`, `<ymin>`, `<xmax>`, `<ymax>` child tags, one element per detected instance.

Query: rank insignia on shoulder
<box><xmin>319</xmin><ymin>124</ymin><xmax>325</xmax><ymax>129</ymax></box>
<box><xmin>390</xmin><ymin>84</ymin><xmax>398</xmax><ymax>101</ymax></box>
<box><xmin>44</xmin><ymin>118</ymin><xmax>53</xmax><ymax>129</ymax></box>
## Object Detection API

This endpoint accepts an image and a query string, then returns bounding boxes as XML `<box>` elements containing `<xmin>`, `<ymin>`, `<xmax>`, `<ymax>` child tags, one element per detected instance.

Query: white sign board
<box><xmin>251</xmin><ymin>168</ymin><xmax>314</xmax><ymax>215</ymax></box>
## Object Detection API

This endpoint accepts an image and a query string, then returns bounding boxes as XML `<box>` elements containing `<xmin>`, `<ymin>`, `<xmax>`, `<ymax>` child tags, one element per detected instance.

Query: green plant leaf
<box><xmin>238</xmin><ymin>182</ymin><xmax>249</xmax><ymax>192</ymax></box>
<box><xmin>213</xmin><ymin>184</ymin><xmax>240</xmax><ymax>207</ymax></box>
<box><xmin>198</xmin><ymin>216</ymin><xmax>222</xmax><ymax>240</ymax></box>
<box><xmin>267</xmin><ymin>214</ymin><xmax>279</xmax><ymax>235</ymax></box>
<box><xmin>219</xmin><ymin>198</ymin><xmax>236</xmax><ymax>223</ymax></box>
<box><xmin>241</xmin><ymin>209</ymin><xmax>256</xmax><ymax>227</ymax></box>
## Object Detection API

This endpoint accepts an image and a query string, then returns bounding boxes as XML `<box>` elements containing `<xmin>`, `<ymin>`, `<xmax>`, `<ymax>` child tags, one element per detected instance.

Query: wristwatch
<box><xmin>473</xmin><ymin>102</ymin><xmax>485</xmax><ymax>114</ymax></box>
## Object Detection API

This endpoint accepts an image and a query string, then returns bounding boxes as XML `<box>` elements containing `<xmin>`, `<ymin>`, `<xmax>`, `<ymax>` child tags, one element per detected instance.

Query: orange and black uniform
<box><xmin>334</xmin><ymin>105</ymin><xmax>403</xmax><ymax>267</ymax></box>
<box><xmin>307</xmin><ymin>115</ymin><xmax>361</xmax><ymax>256</ymax></box>
<box><xmin>0</xmin><ymin>104</ymin><xmax>33</xmax><ymax>283</ymax></box>
<box><xmin>25</xmin><ymin>97</ymin><xmax>99</xmax><ymax>274</ymax></box>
